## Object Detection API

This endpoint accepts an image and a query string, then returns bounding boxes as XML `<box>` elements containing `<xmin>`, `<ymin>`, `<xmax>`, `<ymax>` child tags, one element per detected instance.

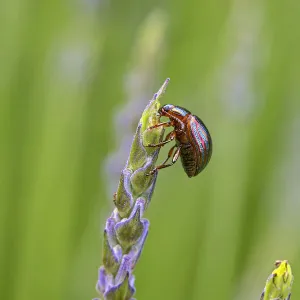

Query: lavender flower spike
<box><xmin>96</xmin><ymin>78</ymin><xmax>170</xmax><ymax>300</ymax></box>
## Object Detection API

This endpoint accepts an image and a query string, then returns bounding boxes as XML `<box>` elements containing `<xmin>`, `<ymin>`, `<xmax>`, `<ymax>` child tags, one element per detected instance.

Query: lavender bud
<box><xmin>102</xmin><ymin>230</ymin><xmax>121</xmax><ymax>275</ymax></box>
<box><xmin>129</xmin><ymin>151</ymin><xmax>159</xmax><ymax>200</ymax></box>
<box><xmin>115</xmin><ymin>200</ymin><xmax>146</xmax><ymax>251</ymax></box>
<box><xmin>260</xmin><ymin>260</ymin><xmax>293</xmax><ymax>300</ymax></box>
<box><xmin>114</xmin><ymin>169</ymin><xmax>134</xmax><ymax>217</ymax></box>
<box><xmin>104</xmin><ymin>272</ymin><xmax>135</xmax><ymax>300</ymax></box>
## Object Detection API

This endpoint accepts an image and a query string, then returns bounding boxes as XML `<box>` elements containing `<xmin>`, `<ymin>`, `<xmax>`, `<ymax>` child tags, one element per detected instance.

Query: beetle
<box><xmin>146</xmin><ymin>104</ymin><xmax>212</xmax><ymax>177</ymax></box>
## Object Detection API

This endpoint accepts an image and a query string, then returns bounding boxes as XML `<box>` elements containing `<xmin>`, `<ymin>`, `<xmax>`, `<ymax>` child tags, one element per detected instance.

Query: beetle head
<box><xmin>159</xmin><ymin>104</ymin><xmax>175</xmax><ymax>114</ymax></box>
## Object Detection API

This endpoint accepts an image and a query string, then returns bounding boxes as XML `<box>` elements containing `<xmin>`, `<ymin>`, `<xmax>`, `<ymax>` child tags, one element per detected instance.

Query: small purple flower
<box><xmin>95</xmin><ymin>79</ymin><xmax>170</xmax><ymax>299</ymax></box>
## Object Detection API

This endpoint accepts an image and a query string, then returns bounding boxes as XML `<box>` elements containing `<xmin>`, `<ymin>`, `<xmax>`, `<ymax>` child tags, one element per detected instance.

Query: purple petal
<box><xmin>105</xmin><ymin>217</ymin><xmax>117</xmax><ymax>246</ymax></box>
<box><xmin>129</xmin><ymin>219</ymin><xmax>149</xmax><ymax>269</ymax></box>
<box><xmin>115</xmin><ymin>255</ymin><xmax>132</xmax><ymax>285</ymax></box>
<box><xmin>96</xmin><ymin>267</ymin><xmax>107</xmax><ymax>294</ymax></box>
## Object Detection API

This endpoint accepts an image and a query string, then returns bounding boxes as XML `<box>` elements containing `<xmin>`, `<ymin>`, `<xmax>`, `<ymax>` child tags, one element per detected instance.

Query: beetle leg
<box><xmin>146</xmin><ymin>131</ymin><xmax>175</xmax><ymax>148</ymax></box>
<box><xmin>145</xmin><ymin>121</ymin><xmax>172</xmax><ymax>131</ymax></box>
<box><xmin>160</xmin><ymin>145</ymin><xmax>177</xmax><ymax>165</ymax></box>
<box><xmin>148</xmin><ymin>145</ymin><xmax>182</xmax><ymax>175</ymax></box>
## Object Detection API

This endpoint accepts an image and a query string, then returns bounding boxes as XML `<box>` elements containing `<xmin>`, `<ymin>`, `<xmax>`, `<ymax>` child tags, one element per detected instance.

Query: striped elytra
<box><xmin>145</xmin><ymin>104</ymin><xmax>212</xmax><ymax>177</ymax></box>
<box><xmin>183</xmin><ymin>115</ymin><xmax>212</xmax><ymax>176</ymax></box>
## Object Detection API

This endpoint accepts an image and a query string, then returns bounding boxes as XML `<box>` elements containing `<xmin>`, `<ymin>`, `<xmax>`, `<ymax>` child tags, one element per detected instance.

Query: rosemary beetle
<box><xmin>146</xmin><ymin>104</ymin><xmax>212</xmax><ymax>177</ymax></box>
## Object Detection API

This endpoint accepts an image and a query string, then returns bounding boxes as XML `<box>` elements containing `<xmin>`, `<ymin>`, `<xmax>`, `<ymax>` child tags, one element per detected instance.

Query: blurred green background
<box><xmin>1</xmin><ymin>0</ymin><xmax>300</xmax><ymax>299</ymax></box>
